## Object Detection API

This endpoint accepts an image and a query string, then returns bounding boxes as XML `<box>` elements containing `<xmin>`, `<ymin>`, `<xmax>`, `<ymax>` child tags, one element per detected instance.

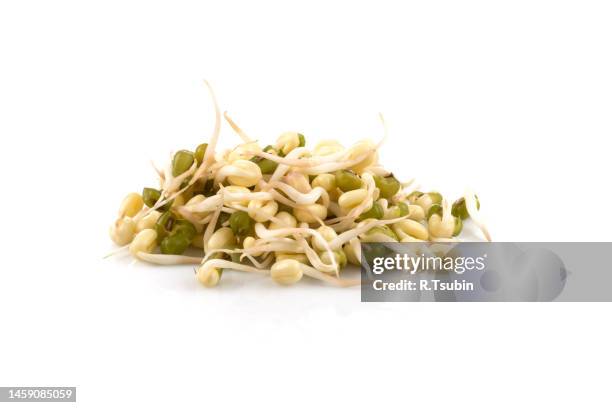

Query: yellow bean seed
<box><xmin>270</xmin><ymin>259</ymin><xmax>303</xmax><ymax>285</ymax></box>
<box><xmin>392</xmin><ymin>219</ymin><xmax>429</xmax><ymax>240</ymax></box>
<box><xmin>348</xmin><ymin>140</ymin><xmax>378</xmax><ymax>174</ymax></box>
<box><xmin>284</xmin><ymin>172</ymin><xmax>311</xmax><ymax>193</ymax></box>
<box><xmin>248</xmin><ymin>200</ymin><xmax>279</xmax><ymax>223</ymax></box>
<box><xmin>136</xmin><ymin>210</ymin><xmax>161</xmax><ymax>232</ymax></box>
<box><xmin>243</xmin><ymin>236</ymin><xmax>262</xmax><ymax>256</ymax></box>
<box><xmin>227</xmin><ymin>159</ymin><xmax>262</xmax><ymax>187</ymax></box>
<box><xmin>119</xmin><ymin>193</ymin><xmax>144</xmax><ymax>217</ymax></box>
<box><xmin>428</xmin><ymin>214</ymin><xmax>455</xmax><ymax>238</ymax></box>
<box><xmin>275</xmin><ymin>131</ymin><xmax>301</xmax><ymax>155</ymax></box>
<box><xmin>208</xmin><ymin>227</ymin><xmax>236</xmax><ymax>250</ymax></box>
<box><xmin>109</xmin><ymin>217</ymin><xmax>137</xmax><ymax>246</ymax></box>
<box><xmin>311</xmin><ymin>173</ymin><xmax>336</xmax><ymax>192</ymax></box>
<box><xmin>129</xmin><ymin>229</ymin><xmax>157</xmax><ymax>257</ymax></box>
<box><xmin>293</xmin><ymin>204</ymin><xmax>327</xmax><ymax>223</ymax></box>
<box><xmin>406</xmin><ymin>205</ymin><xmax>425</xmax><ymax>221</ymax></box>
<box><xmin>270</xmin><ymin>211</ymin><xmax>297</xmax><ymax>229</ymax></box>
<box><xmin>338</xmin><ymin>188</ymin><xmax>368</xmax><ymax>210</ymax></box>
<box><xmin>196</xmin><ymin>264</ymin><xmax>221</xmax><ymax>287</ymax></box>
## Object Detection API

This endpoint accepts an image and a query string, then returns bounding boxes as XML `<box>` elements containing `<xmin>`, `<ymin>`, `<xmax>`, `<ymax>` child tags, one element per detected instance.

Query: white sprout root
<box><xmin>137</xmin><ymin>252</ymin><xmax>203</xmax><ymax>265</ymax></box>
<box><xmin>223</xmin><ymin>111</ymin><xmax>253</xmax><ymax>143</ymax></box>
<box><xmin>108</xmin><ymin>82</ymin><xmax>492</xmax><ymax>288</ymax></box>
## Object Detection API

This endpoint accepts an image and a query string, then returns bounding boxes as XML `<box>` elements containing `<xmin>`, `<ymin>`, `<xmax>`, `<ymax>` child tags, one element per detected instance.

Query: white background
<box><xmin>1</xmin><ymin>0</ymin><xmax>611</xmax><ymax>407</ymax></box>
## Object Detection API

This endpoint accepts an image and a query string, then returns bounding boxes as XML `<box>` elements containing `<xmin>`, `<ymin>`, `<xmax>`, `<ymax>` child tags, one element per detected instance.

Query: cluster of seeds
<box><xmin>109</xmin><ymin>82</ymin><xmax>490</xmax><ymax>287</ymax></box>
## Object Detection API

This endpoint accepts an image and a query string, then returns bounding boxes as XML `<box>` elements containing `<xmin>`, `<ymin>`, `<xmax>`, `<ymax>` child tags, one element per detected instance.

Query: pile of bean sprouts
<box><xmin>109</xmin><ymin>82</ymin><xmax>491</xmax><ymax>287</ymax></box>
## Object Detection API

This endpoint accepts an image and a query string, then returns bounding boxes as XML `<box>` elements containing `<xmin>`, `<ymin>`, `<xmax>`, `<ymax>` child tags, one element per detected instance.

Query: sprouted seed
<box><xmin>108</xmin><ymin>82</ymin><xmax>491</xmax><ymax>287</ymax></box>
